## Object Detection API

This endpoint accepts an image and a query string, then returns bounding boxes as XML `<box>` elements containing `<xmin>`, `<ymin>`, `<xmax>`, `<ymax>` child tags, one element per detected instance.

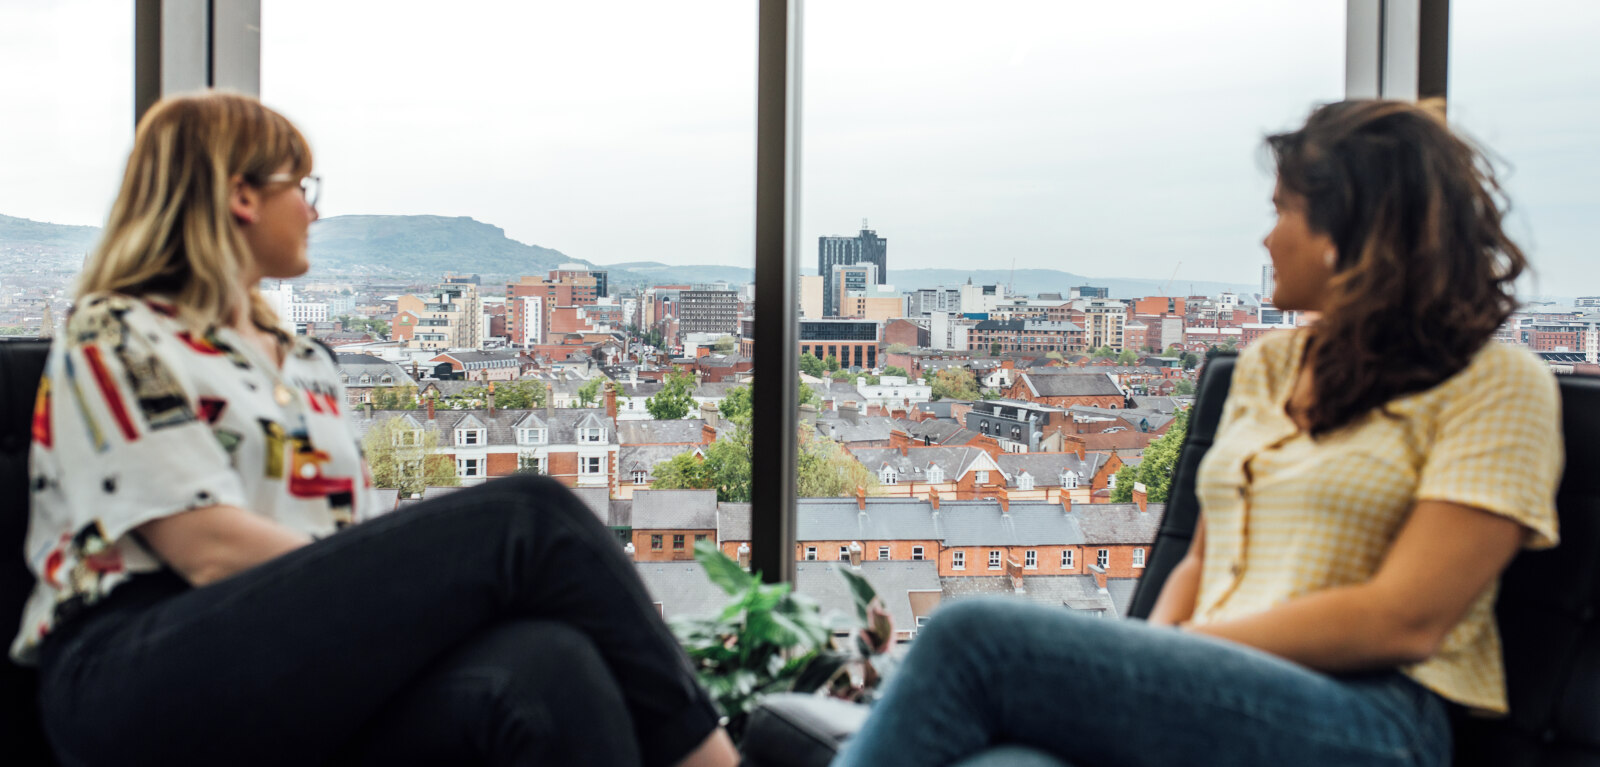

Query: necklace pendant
<box><xmin>274</xmin><ymin>384</ymin><xmax>294</xmax><ymax>407</ymax></box>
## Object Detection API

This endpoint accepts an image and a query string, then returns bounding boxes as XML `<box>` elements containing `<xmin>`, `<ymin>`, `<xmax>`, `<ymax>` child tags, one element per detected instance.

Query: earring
<box><xmin>1324</xmin><ymin>250</ymin><xmax>1337</xmax><ymax>268</ymax></box>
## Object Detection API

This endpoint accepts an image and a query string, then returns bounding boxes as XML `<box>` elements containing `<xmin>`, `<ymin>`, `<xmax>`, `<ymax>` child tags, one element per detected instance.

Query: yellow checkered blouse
<box><xmin>1190</xmin><ymin>329</ymin><xmax>1563</xmax><ymax>713</ymax></box>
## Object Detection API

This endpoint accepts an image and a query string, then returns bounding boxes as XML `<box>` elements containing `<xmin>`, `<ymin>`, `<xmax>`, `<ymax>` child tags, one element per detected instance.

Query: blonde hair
<box><xmin>78</xmin><ymin>91</ymin><xmax>313</xmax><ymax>332</ymax></box>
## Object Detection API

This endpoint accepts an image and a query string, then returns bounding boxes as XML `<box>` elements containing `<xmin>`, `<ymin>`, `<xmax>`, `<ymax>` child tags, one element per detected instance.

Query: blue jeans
<box><xmin>833</xmin><ymin>599</ymin><xmax>1452</xmax><ymax>767</ymax></box>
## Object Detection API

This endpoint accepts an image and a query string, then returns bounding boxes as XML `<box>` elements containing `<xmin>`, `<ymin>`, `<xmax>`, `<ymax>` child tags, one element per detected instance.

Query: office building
<box><xmin>818</xmin><ymin>221</ymin><xmax>888</xmax><ymax>316</ymax></box>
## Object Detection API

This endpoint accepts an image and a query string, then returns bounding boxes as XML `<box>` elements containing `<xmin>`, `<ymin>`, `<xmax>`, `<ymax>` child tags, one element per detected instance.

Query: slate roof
<box><xmin>348</xmin><ymin>408</ymin><xmax>619</xmax><ymax>447</ymax></box>
<box><xmin>634</xmin><ymin>562</ymin><xmax>730</xmax><ymax>621</ymax></box>
<box><xmin>901</xmin><ymin>418</ymin><xmax>966</xmax><ymax>445</ymax></box>
<box><xmin>631</xmin><ymin>489</ymin><xmax>720</xmax><ymax>530</ymax></box>
<box><xmin>636</xmin><ymin>561</ymin><xmax>941</xmax><ymax>630</ymax></box>
<box><xmin>849</xmin><ymin>446</ymin><xmax>996</xmax><ymax>483</ymax></box>
<box><xmin>616</xmin><ymin>381</ymin><xmax>667</xmax><ymax>398</ymax></box>
<box><xmin>935</xmin><ymin>502</ymin><xmax>1087</xmax><ymax>546</ymax></box>
<box><xmin>797</xmin><ymin>498</ymin><xmax>944</xmax><ymax>541</ymax></box>
<box><xmin>938</xmin><ymin>575</ymin><xmax>1115</xmax><ymax>614</ymax></box>
<box><xmin>619</xmin><ymin>420</ymin><xmax>708</xmax><ymax>445</ymax></box>
<box><xmin>716</xmin><ymin>503</ymin><xmax>751</xmax><ymax>542</ymax></box>
<box><xmin>609</xmin><ymin>499</ymin><xmax>633</xmax><ymax>528</ymax></box>
<box><xmin>420</xmin><ymin>380</ymin><xmax>478</xmax><ymax>398</ymax></box>
<box><xmin>438</xmin><ymin>350</ymin><xmax>521</xmax><ymax>369</ymax></box>
<box><xmin>568</xmin><ymin>487</ymin><xmax>613</xmax><ymax>525</ymax></box>
<box><xmin>1105</xmin><ymin>578</ymin><xmax>1140</xmax><ymax>617</ymax></box>
<box><xmin>795</xmin><ymin>561</ymin><xmax>942</xmax><ymax>632</ymax></box>
<box><xmin>336</xmin><ymin>353</ymin><xmax>418</xmax><ymax>388</ymax></box>
<box><xmin>1067</xmin><ymin>405</ymin><xmax>1177</xmax><ymax>432</ymax></box>
<box><xmin>619</xmin><ymin>445</ymin><xmax>701</xmax><ymax>478</ymax></box>
<box><xmin>1076</xmin><ymin>503</ymin><xmax>1165</xmax><ymax>545</ymax></box>
<box><xmin>815</xmin><ymin>415</ymin><xmax>897</xmax><ymax>444</ymax></box>
<box><xmin>1020</xmin><ymin>372</ymin><xmax>1124</xmax><ymax>398</ymax></box>
<box><xmin>995</xmin><ymin>452</ymin><xmax>1107</xmax><ymax>488</ymax></box>
<box><xmin>692</xmin><ymin>382</ymin><xmax>744</xmax><ymax>399</ymax></box>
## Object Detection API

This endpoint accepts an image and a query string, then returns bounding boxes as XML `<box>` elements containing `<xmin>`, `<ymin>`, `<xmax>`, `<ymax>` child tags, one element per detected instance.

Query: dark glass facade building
<box><xmin>818</xmin><ymin>223</ymin><xmax>888</xmax><ymax>317</ymax></box>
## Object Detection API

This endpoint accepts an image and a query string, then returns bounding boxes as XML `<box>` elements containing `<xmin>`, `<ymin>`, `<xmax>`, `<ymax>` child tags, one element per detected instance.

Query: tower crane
<box><xmin>1161</xmin><ymin>261</ymin><xmax>1183</xmax><ymax>296</ymax></box>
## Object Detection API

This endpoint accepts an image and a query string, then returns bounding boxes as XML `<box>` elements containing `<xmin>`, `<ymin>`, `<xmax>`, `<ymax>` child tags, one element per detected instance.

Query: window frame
<box><xmin>1025</xmin><ymin>549</ymin><xmax>1037</xmax><ymax>569</ymax></box>
<box><xmin>1133</xmin><ymin>547</ymin><xmax>1146</xmax><ymax>568</ymax></box>
<box><xmin>912</xmin><ymin>546</ymin><xmax>925</xmax><ymax>561</ymax></box>
<box><xmin>1097</xmin><ymin>548</ymin><xmax>1110</xmax><ymax>569</ymax></box>
<box><xmin>878</xmin><ymin>545</ymin><xmax>890</xmax><ymax>560</ymax></box>
<box><xmin>1062</xmin><ymin>549</ymin><xmax>1074</xmax><ymax>569</ymax></box>
<box><xmin>988</xmin><ymin>550</ymin><xmax>1001</xmax><ymax>570</ymax></box>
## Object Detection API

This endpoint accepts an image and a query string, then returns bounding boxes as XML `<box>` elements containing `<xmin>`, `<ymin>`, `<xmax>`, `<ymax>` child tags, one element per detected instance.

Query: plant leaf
<box><xmin>696</xmin><ymin>540</ymin><xmax>755</xmax><ymax>595</ymax></box>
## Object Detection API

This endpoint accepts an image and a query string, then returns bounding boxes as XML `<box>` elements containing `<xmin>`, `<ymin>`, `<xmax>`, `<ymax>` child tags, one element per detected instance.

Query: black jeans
<box><xmin>35</xmin><ymin>475</ymin><xmax>720</xmax><ymax>767</ymax></box>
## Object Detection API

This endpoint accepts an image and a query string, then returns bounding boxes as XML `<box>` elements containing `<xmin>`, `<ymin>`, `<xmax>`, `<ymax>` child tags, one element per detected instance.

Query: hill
<box><xmin>307</xmin><ymin>215</ymin><xmax>583</xmax><ymax>277</ymax></box>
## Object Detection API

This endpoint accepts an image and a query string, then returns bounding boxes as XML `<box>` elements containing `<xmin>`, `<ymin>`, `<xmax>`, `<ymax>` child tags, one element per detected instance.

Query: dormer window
<box><xmin>379</xmin><ymin>374</ymin><xmax>393</xmax><ymax>385</ymax></box>
<box><xmin>1018</xmin><ymin>472</ymin><xmax>1034</xmax><ymax>491</ymax></box>
<box><xmin>880</xmin><ymin>467</ymin><xmax>898</xmax><ymax>485</ymax></box>
<box><xmin>926</xmin><ymin>465</ymin><xmax>944</xmax><ymax>483</ymax></box>
<box><xmin>359</xmin><ymin>374</ymin><xmax>371</xmax><ymax>385</ymax></box>
<box><xmin>579</xmin><ymin>427</ymin><xmax>607</xmax><ymax>443</ymax></box>
<box><xmin>632</xmin><ymin>470</ymin><xmax>647</xmax><ymax>485</ymax></box>
<box><xmin>392</xmin><ymin>429</ymin><xmax>422</xmax><ymax>447</ymax></box>
<box><xmin>1062</xmin><ymin>471</ymin><xmax>1079</xmax><ymax>488</ymax></box>
<box><xmin>518</xmin><ymin>428</ymin><xmax>547</xmax><ymax>445</ymax></box>
<box><xmin>455</xmin><ymin>428</ymin><xmax>484</xmax><ymax>446</ymax></box>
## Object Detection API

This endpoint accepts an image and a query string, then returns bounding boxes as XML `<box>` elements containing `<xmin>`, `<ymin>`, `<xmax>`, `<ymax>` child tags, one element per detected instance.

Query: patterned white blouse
<box><xmin>11</xmin><ymin>293</ymin><xmax>379</xmax><ymax>664</ymax></box>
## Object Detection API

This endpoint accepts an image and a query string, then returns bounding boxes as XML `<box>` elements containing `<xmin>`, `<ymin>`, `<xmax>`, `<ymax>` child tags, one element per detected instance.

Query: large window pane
<box><xmin>262</xmin><ymin>2</ymin><xmax>758</xmax><ymax>596</ymax></box>
<box><xmin>0</xmin><ymin>1</ymin><xmax>132</xmax><ymax>334</ymax></box>
<box><xmin>791</xmin><ymin>1</ymin><xmax>1344</xmax><ymax>638</ymax></box>
<box><xmin>1452</xmin><ymin>0</ymin><xmax>1600</xmax><ymax>367</ymax></box>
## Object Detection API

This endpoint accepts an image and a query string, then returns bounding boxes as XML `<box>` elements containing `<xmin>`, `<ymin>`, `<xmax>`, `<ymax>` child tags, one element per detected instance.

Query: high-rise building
<box><xmin>907</xmin><ymin>287</ymin><xmax>962</xmax><ymax>316</ymax></box>
<box><xmin>677</xmin><ymin>289</ymin><xmax>740</xmax><ymax>336</ymax></box>
<box><xmin>1261</xmin><ymin>263</ymin><xmax>1276</xmax><ymax>301</ymax></box>
<box><xmin>818</xmin><ymin>221</ymin><xmax>887</xmax><ymax>317</ymax></box>
<box><xmin>1080</xmin><ymin>298</ymin><xmax>1127</xmax><ymax>351</ymax></box>
<box><xmin>1070</xmin><ymin>286</ymin><xmax>1109</xmax><ymax>299</ymax></box>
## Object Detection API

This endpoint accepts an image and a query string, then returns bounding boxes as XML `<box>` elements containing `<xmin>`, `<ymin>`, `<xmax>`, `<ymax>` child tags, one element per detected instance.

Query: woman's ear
<box><xmin>229</xmin><ymin>174</ymin><xmax>260</xmax><ymax>225</ymax></box>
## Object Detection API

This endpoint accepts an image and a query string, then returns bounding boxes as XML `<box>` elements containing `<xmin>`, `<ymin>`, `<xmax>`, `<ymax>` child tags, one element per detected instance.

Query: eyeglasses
<box><xmin>265</xmin><ymin>173</ymin><xmax>322</xmax><ymax>209</ymax></box>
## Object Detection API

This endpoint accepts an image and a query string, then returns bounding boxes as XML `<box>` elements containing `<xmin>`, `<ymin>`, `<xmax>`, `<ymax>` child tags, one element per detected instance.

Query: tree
<box><xmin>989</xmin><ymin>342</ymin><xmax>1002</xmax><ymax>356</ymax></box>
<box><xmin>830</xmin><ymin>371</ymin><xmax>855</xmax><ymax>383</ymax></box>
<box><xmin>362</xmin><ymin>415</ymin><xmax>459</xmax><ymax>498</ymax></box>
<box><xmin>1116</xmin><ymin>349</ymin><xmax>1140</xmax><ymax>365</ymax></box>
<box><xmin>799</xmin><ymin>352</ymin><xmax>825</xmax><ymax>378</ymax></box>
<box><xmin>824</xmin><ymin>354</ymin><xmax>841</xmax><ymax>373</ymax></box>
<box><xmin>369</xmin><ymin>386</ymin><xmax>419</xmax><ymax>410</ymax></box>
<box><xmin>515</xmin><ymin>453</ymin><xmax>543</xmax><ymax>475</ymax></box>
<box><xmin>712</xmin><ymin>335</ymin><xmax>738</xmax><ymax>354</ymax></box>
<box><xmin>928</xmin><ymin>368</ymin><xmax>980</xmax><ymax>401</ymax></box>
<box><xmin>797</xmin><ymin>379</ymin><xmax>821</xmax><ymax>409</ymax></box>
<box><xmin>576</xmin><ymin>378</ymin><xmax>602</xmax><ymax>408</ymax></box>
<box><xmin>719</xmin><ymin>384</ymin><xmax>752</xmax><ymax>426</ymax></box>
<box><xmin>1092</xmin><ymin>345</ymin><xmax>1115</xmax><ymax>359</ymax></box>
<box><xmin>884</xmin><ymin>343</ymin><xmax>911</xmax><ymax>354</ymax></box>
<box><xmin>1044</xmin><ymin>351</ymin><xmax>1064</xmax><ymax>362</ymax></box>
<box><xmin>1173</xmin><ymin>379</ymin><xmax>1196</xmax><ymax>396</ymax></box>
<box><xmin>1181</xmin><ymin>352</ymin><xmax>1199</xmax><ymax>370</ymax></box>
<box><xmin>1110</xmin><ymin>408</ymin><xmax>1189</xmax><ymax>503</ymax></box>
<box><xmin>882</xmin><ymin>365</ymin><xmax>909</xmax><ymax>379</ymax></box>
<box><xmin>488</xmin><ymin>380</ymin><xmax>547</xmax><ymax>409</ymax></box>
<box><xmin>647</xmin><ymin>372</ymin><xmax>697</xmax><ymax>420</ymax></box>
<box><xmin>796</xmin><ymin>424</ymin><xmax>877</xmax><ymax>498</ymax></box>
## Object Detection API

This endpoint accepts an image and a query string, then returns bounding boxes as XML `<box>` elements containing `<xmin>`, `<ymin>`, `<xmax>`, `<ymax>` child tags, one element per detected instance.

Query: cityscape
<box><xmin>4</xmin><ymin>212</ymin><xmax>1595</xmax><ymax>635</ymax></box>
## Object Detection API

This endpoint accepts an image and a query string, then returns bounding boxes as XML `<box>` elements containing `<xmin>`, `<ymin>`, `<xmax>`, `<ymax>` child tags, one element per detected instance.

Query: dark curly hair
<box><xmin>1267</xmin><ymin>100</ymin><xmax>1527</xmax><ymax>437</ymax></box>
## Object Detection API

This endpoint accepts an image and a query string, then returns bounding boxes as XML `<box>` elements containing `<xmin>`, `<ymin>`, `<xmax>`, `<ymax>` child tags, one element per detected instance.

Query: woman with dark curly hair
<box><xmin>832</xmin><ymin>100</ymin><xmax>1561</xmax><ymax>767</ymax></box>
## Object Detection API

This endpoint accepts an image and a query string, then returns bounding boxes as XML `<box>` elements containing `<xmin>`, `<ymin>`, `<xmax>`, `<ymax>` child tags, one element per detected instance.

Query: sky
<box><xmin>1</xmin><ymin>0</ymin><xmax>1595</xmax><ymax>296</ymax></box>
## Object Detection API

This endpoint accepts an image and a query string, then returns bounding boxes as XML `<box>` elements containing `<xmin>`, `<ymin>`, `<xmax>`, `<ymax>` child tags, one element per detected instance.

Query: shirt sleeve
<box><xmin>1413</xmin><ymin>345</ymin><xmax>1563</xmax><ymax>550</ymax></box>
<box><xmin>37</xmin><ymin>295</ymin><xmax>250</xmax><ymax>547</ymax></box>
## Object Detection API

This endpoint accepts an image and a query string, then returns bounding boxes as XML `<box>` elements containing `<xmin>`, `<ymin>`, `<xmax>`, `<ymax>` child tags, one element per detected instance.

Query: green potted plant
<box><xmin>670</xmin><ymin>542</ymin><xmax>898</xmax><ymax>741</ymax></box>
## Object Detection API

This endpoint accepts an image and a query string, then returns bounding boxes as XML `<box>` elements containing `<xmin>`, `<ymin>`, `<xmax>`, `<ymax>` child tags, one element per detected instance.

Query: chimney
<box><xmin>1060</xmin><ymin>492</ymin><xmax>1072</xmax><ymax>515</ymax></box>
<box><xmin>604</xmin><ymin>382</ymin><xmax>618</xmax><ymax>421</ymax></box>
<box><xmin>1090</xmin><ymin>564</ymin><xmax>1108</xmax><ymax>590</ymax></box>
<box><xmin>701</xmin><ymin>422</ymin><xmax>717</xmax><ymax>445</ymax></box>
<box><xmin>996</xmin><ymin>487</ymin><xmax>1009</xmax><ymax>514</ymax></box>
<box><xmin>487</xmin><ymin>380</ymin><xmax>495</xmax><ymax>417</ymax></box>
<box><xmin>624</xmin><ymin>541</ymin><xmax>636</xmax><ymax>559</ymax></box>
<box><xmin>856</xmin><ymin>485</ymin><xmax>867</xmax><ymax>511</ymax></box>
<box><xmin>1133</xmin><ymin>482</ymin><xmax>1149</xmax><ymax>513</ymax></box>
<box><xmin>700</xmin><ymin>400</ymin><xmax>719</xmax><ymax>428</ymax></box>
<box><xmin>426</xmin><ymin>396</ymin><xmax>435</xmax><ymax>421</ymax></box>
<box><xmin>1066</xmin><ymin>435</ymin><xmax>1086</xmax><ymax>461</ymax></box>
<box><xmin>848</xmin><ymin>541</ymin><xmax>863</xmax><ymax>568</ymax></box>
<box><xmin>928</xmin><ymin>491</ymin><xmax>940</xmax><ymax>511</ymax></box>
<box><xmin>736</xmin><ymin>543</ymin><xmax>751</xmax><ymax>570</ymax></box>
<box><xmin>544</xmin><ymin>382</ymin><xmax>554</xmax><ymax>420</ymax></box>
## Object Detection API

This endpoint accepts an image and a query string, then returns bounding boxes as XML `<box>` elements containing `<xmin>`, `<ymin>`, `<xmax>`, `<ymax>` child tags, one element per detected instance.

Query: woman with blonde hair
<box><xmin>16</xmin><ymin>91</ymin><xmax>737</xmax><ymax>767</ymax></box>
